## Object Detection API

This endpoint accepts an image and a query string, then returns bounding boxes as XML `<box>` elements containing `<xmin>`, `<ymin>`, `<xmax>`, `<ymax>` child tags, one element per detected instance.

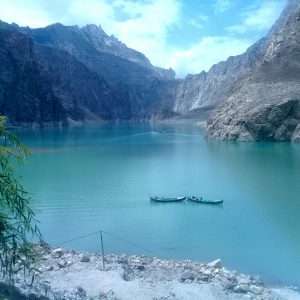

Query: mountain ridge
<box><xmin>0</xmin><ymin>20</ymin><xmax>177</xmax><ymax>125</ymax></box>
<box><xmin>1</xmin><ymin>0</ymin><xmax>300</xmax><ymax>142</ymax></box>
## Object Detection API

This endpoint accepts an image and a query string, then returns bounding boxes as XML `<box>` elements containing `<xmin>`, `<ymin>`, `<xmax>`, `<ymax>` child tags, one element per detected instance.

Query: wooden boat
<box><xmin>150</xmin><ymin>196</ymin><xmax>186</xmax><ymax>203</ymax></box>
<box><xmin>187</xmin><ymin>196</ymin><xmax>223</xmax><ymax>205</ymax></box>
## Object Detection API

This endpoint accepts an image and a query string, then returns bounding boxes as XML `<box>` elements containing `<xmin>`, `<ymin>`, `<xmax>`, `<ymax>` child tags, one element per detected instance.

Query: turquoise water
<box><xmin>17</xmin><ymin>123</ymin><xmax>300</xmax><ymax>287</ymax></box>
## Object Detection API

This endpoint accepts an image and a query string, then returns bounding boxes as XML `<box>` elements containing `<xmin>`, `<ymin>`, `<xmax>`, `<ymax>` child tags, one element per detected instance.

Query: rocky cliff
<box><xmin>173</xmin><ymin>39</ymin><xmax>267</xmax><ymax>115</ymax></box>
<box><xmin>1</xmin><ymin>0</ymin><xmax>300</xmax><ymax>139</ymax></box>
<box><xmin>0</xmin><ymin>25</ymin><xmax>67</xmax><ymax>125</ymax></box>
<box><xmin>206</xmin><ymin>0</ymin><xmax>300</xmax><ymax>142</ymax></box>
<box><xmin>0</xmin><ymin>21</ymin><xmax>176</xmax><ymax>126</ymax></box>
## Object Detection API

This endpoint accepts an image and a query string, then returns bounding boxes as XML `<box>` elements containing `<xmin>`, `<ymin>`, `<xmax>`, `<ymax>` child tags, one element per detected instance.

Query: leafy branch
<box><xmin>0</xmin><ymin>116</ymin><xmax>40</xmax><ymax>281</ymax></box>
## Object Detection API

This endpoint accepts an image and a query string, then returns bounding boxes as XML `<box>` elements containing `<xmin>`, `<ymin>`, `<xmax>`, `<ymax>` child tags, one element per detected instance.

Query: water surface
<box><xmin>18</xmin><ymin>123</ymin><xmax>300</xmax><ymax>287</ymax></box>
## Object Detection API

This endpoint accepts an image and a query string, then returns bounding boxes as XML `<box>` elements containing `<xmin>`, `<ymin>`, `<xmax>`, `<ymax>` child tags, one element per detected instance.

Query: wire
<box><xmin>58</xmin><ymin>230</ymin><xmax>101</xmax><ymax>246</ymax></box>
<box><xmin>102</xmin><ymin>230</ymin><xmax>157</xmax><ymax>256</ymax></box>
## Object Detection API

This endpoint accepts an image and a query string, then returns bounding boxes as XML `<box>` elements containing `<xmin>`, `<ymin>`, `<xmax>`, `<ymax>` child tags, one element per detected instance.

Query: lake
<box><xmin>17</xmin><ymin>123</ymin><xmax>300</xmax><ymax>287</ymax></box>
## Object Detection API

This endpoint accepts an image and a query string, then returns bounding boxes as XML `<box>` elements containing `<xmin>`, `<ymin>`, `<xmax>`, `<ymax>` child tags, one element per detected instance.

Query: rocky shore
<box><xmin>1</xmin><ymin>245</ymin><xmax>299</xmax><ymax>300</ymax></box>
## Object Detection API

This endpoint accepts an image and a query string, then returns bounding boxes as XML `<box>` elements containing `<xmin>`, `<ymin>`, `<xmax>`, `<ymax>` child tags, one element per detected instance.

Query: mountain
<box><xmin>1</xmin><ymin>0</ymin><xmax>299</xmax><ymax>141</ymax></box>
<box><xmin>0</xmin><ymin>21</ymin><xmax>176</xmax><ymax>126</ymax></box>
<box><xmin>173</xmin><ymin>39</ymin><xmax>267</xmax><ymax>115</ymax></box>
<box><xmin>0</xmin><ymin>25</ymin><xmax>67</xmax><ymax>125</ymax></box>
<box><xmin>206</xmin><ymin>0</ymin><xmax>300</xmax><ymax>142</ymax></box>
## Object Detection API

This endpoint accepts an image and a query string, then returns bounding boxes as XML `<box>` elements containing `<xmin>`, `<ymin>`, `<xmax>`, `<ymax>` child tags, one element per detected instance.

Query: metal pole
<box><xmin>100</xmin><ymin>231</ymin><xmax>105</xmax><ymax>270</ymax></box>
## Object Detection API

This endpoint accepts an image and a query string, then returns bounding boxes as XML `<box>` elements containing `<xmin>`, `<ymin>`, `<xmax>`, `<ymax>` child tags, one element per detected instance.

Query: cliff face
<box><xmin>173</xmin><ymin>39</ymin><xmax>267</xmax><ymax>114</ymax></box>
<box><xmin>0</xmin><ymin>21</ymin><xmax>176</xmax><ymax>125</ymax></box>
<box><xmin>1</xmin><ymin>0</ymin><xmax>299</xmax><ymax>139</ymax></box>
<box><xmin>0</xmin><ymin>26</ymin><xmax>67</xmax><ymax>125</ymax></box>
<box><xmin>206</xmin><ymin>0</ymin><xmax>300</xmax><ymax>142</ymax></box>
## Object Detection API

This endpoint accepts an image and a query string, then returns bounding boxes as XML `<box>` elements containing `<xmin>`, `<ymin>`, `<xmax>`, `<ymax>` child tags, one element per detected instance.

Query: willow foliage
<box><xmin>0</xmin><ymin>116</ymin><xmax>40</xmax><ymax>281</ymax></box>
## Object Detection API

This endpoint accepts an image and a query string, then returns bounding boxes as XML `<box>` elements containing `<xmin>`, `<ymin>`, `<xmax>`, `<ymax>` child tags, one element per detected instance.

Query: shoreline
<box><xmin>1</xmin><ymin>245</ymin><xmax>300</xmax><ymax>300</ymax></box>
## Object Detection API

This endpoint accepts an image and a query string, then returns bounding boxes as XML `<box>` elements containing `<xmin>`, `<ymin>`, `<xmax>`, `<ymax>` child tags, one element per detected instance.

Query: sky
<box><xmin>0</xmin><ymin>0</ymin><xmax>286</xmax><ymax>77</ymax></box>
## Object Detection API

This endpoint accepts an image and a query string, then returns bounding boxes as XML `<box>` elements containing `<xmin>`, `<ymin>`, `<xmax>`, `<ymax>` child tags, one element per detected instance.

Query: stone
<box><xmin>45</xmin><ymin>265</ymin><xmax>54</xmax><ymax>272</ymax></box>
<box><xmin>233</xmin><ymin>284</ymin><xmax>251</xmax><ymax>294</ymax></box>
<box><xmin>57</xmin><ymin>260</ymin><xmax>67</xmax><ymax>269</ymax></box>
<box><xmin>197</xmin><ymin>274</ymin><xmax>210</xmax><ymax>282</ymax></box>
<box><xmin>180</xmin><ymin>271</ymin><xmax>196</xmax><ymax>282</ymax></box>
<box><xmin>136</xmin><ymin>265</ymin><xmax>145</xmax><ymax>271</ymax></box>
<box><xmin>117</xmin><ymin>255</ymin><xmax>128</xmax><ymax>264</ymax></box>
<box><xmin>122</xmin><ymin>266</ymin><xmax>134</xmax><ymax>281</ymax></box>
<box><xmin>52</xmin><ymin>248</ymin><xmax>64</xmax><ymax>258</ymax></box>
<box><xmin>249</xmin><ymin>285</ymin><xmax>264</xmax><ymax>295</ymax></box>
<box><xmin>80</xmin><ymin>255</ymin><xmax>91</xmax><ymax>263</ymax></box>
<box><xmin>207</xmin><ymin>259</ymin><xmax>222</xmax><ymax>269</ymax></box>
<box><xmin>75</xmin><ymin>286</ymin><xmax>87</xmax><ymax>298</ymax></box>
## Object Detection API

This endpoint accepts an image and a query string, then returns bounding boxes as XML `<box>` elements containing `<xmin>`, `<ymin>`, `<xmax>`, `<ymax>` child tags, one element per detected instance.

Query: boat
<box><xmin>150</xmin><ymin>196</ymin><xmax>186</xmax><ymax>203</ymax></box>
<box><xmin>187</xmin><ymin>196</ymin><xmax>223</xmax><ymax>205</ymax></box>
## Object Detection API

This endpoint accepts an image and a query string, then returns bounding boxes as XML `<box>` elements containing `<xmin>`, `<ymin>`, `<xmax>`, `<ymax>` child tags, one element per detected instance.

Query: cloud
<box><xmin>0</xmin><ymin>0</ymin><xmax>52</xmax><ymax>27</ymax></box>
<box><xmin>188</xmin><ymin>15</ymin><xmax>209</xmax><ymax>30</ymax></box>
<box><xmin>107</xmin><ymin>0</ymin><xmax>182</xmax><ymax>68</ymax></box>
<box><xmin>214</xmin><ymin>0</ymin><xmax>233</xmax><ymax>13</ymax></box>
<box><xmin>0</xmin><ymin>0</ymin><xmax>284</xmax><ymax>77</ymax></box>
<box><xmin>227</xmin><ymin>0</ymin><xmax>286</xmax><ymax>34</ymax></box>
<box><xmin>168</xmin><ymin>36</ymin><xmax>252</xmax><ymax>77</ymax></box>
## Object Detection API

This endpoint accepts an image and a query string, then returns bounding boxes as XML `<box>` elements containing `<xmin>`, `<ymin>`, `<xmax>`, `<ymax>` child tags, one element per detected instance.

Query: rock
<box><xmin>99</xmin><ymin>290</ymin><xmax>120</xmax><ymax>300</ymax></box>
<box><xmin>44</xmin><ymin>265</ymin><xmax>54</xmax><ymax>272</ymax></box>
<box><xmin>122</xmin><ymin>266</ymin><xmax>134</xmax><ymax>282</ymax></box>
<box><xmin>117</xmin><ymin>255</ymin><xmax>128</xmax><ymax>264</ymax></box>
<box><xmin>249</xmin><ymin>285</ymin><xmax>264</xmax><ymax>295</ymax></box>
<box><xmin>207</xmin><ymin>259</ymin><xmax>222</xmax><ymax>269</ymax></box>
<box><xmin>136</xmin><ymin>265</ymin><xmax>145</xmax><ymax>271</ymax></box>
<box><xmin>80</xmin><ymin>255</ymin><xmax>91</xmax><ymax>263</ymax></box>
<box><xmin>57</xmin><ymin>260</ymin><xmax>67</xmax><ymax>269</ymax></box>
<box><xmin>197</xmin><ymin>273</ymin><xmax>210</xmax><ymax>282</ymax></box>
<box><xmin>75</xmin><ymin>286</ymin><xmax>87</xmax><ymax>298</ymax></box>
<box><xmin>39</xmin><ymin>240</ymin><xmax>52</xmax><ymax>253</ymax></box>
<box><xmin>52</xmin><ymin>248</ymin><xmax>64</xmax><ymax>258</ymax></box>
<box><xmin>223</xmin><ymin>279</ymin><xmax>236</xmax><ymax>291</ymax></box>
<box><xmin>233</xmin><ymin>284</ymin><xmax>251</xmax><ymax>294</ymax></box>
<box><xmin>180</xmin><ymin>271</ymin><xmax>196</xmax><ymax>282</ymax></box>
<box><xmin>292</xmin><ymin>124</ymin><xmax>300</xmax><ymax>142</ymax></box>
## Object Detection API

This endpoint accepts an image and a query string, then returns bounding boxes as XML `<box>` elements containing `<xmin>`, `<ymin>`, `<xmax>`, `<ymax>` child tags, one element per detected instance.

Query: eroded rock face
<box><xmin>207</xmin><ymin>0</ymin><xmax>300</xmax><ymax>142</ymax></box>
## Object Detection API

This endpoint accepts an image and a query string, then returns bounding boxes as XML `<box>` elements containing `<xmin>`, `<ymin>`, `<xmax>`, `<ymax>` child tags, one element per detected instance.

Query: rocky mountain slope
<box><xmin>173</xmin><ymin>39</ymin><xmax>267</xmax><ymax>115</ymax></box>
<box><xmin>206</xmin><ymin>0</ymin><xmax>300</xmax><ymax>142</ymax></box>
<box><xmin>0</xmin><ymin>21</ymin><xmax>176</xmax><ymax>126</ymax></box>
<box><xmin>1</xmin><ymin>0</ymin><xmax>299</xmax><ymax>141</ymax></box>
<box><xmin>0</xmin><ymin>26</ymin><xmax>67</xmax><ymax>125</ymax></box>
